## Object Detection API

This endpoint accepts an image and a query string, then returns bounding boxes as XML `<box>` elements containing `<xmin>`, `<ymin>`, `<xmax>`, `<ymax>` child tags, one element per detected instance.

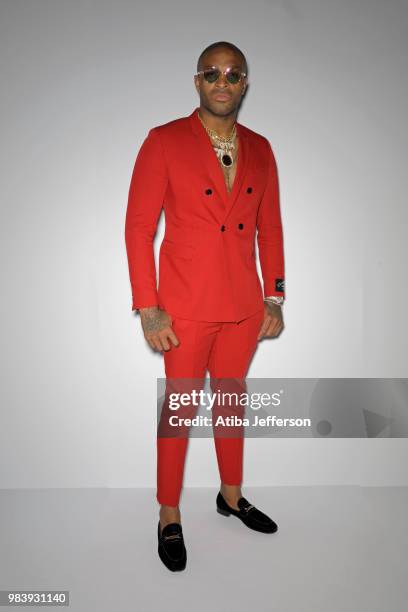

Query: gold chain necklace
<box><xmin>198</xmin><ymin>112</ymin><xmax>237</xmax><ymax>168</ymax></box>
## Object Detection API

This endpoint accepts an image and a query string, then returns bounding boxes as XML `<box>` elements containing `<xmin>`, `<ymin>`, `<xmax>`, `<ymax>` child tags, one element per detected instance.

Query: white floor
<box><xmin>1</xmin><ymin>486</ymin><xmax>407</xmax><ymax>611</ymax></box>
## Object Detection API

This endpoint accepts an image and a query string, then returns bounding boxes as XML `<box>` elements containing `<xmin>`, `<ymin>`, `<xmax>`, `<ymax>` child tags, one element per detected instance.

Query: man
<box><xmin>125</xmin><ymin>41</ymin><xmax>285</xmax><ymax>572</ymax></box>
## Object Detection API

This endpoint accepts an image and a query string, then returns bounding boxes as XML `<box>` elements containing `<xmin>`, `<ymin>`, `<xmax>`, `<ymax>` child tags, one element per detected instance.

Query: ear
<box><xmin>193</xmin><ymin>75</ymin><xmax>200</xmax><ymax>93</ymax></box>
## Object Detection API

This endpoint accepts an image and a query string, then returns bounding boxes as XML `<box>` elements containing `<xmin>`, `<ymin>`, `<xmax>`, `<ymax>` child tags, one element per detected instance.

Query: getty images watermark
<box><xmin>156</xmin><ymin>378</ymin><xmax>408</xmax><ymax>438</ymax></box>
<box><xmin>165</xmin><ymin>387</ymin><xmax>306</xmax><ymax>428</ymax></box>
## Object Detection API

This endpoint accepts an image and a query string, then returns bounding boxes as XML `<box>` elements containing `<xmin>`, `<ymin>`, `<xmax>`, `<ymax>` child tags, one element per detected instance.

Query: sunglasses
<box><xmin>195</xmin><ymin>66</ymin><xmax>247</xmax><ymax>85</ymax></box>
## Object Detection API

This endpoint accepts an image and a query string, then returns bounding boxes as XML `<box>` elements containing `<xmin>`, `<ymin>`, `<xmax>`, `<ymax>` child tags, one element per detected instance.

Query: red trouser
<box><xmin>157</xmin><ymin>307</ymin><xmax>264</xmax><ymax>506</ymax></box>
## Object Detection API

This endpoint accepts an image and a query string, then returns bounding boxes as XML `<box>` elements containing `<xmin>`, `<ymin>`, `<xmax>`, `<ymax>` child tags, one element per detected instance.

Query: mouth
<box><xmin>213</xmin><ymin>93</ymin><xmax>232</xmax><ymax>102</ymax></box>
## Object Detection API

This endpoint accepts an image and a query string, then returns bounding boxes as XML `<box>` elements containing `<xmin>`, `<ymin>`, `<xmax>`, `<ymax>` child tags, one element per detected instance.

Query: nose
<box><xmin>215</xmin><ymin>72</ymin><xmax>229</xmax><ymax>86</ymax></box>
<box><xmin>215</xmin><ymin>79</ymin><xmax>228</xmax><ymax>89</ymax></box>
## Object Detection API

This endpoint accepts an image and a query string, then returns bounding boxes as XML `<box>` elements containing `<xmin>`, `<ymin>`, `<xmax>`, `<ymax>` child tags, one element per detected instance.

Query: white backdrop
<box><xmin>1</xmin><ymin>0</ymin><xmax>407</xmax><ymax>488</ymax></box>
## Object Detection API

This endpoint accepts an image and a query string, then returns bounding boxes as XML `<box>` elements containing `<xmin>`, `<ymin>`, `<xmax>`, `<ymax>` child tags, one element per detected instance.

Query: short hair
<box><xmin>197</xmin><ymin>41</ymin><xmax>248</xmax><ymax>75</ymax></box>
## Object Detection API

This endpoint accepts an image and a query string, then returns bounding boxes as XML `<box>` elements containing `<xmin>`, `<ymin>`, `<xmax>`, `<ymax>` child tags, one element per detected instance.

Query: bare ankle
<box><xmin>220</xmin><ymin>484</ymin><xmax>242</xmax><ymax>508</ymax></box>
<box><xmin>159</xmin><ymin>504</ymin><xmax>181</xmax><ymax>529</ymax></box>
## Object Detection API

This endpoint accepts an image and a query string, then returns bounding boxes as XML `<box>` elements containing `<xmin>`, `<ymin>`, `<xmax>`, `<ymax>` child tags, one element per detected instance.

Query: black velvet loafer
<box><xmin>216</xmin><ymin>492</ymin><xmax>278</xmax><ymax>534</ymax></box>
<box><xmin>157</xmin><ymin>521</ymin><xmax>187</xmax><ymax>571</ymax></box>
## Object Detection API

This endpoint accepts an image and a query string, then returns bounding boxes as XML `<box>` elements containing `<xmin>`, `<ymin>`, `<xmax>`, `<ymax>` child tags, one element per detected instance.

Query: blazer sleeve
<box><xmin>124</xmin><ymin>127</ymin><xmax>168</xmax><ymax>311</ymax></box>
<box><xmin>256</xmin><ymin>141</ymin><xmax>285</xmax><ymax>299</ymax></box>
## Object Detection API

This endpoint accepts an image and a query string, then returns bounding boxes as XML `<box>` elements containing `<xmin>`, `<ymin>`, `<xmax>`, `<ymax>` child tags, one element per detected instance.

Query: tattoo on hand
<box><xmin>140</xmin><ymin>307</ymin><xmax>168</xmax><ymax>333</ymax></box>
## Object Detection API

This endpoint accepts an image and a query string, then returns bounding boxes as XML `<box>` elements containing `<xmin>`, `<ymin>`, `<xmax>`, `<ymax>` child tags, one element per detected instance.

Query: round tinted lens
<box><xmin>226</xmin><ymin>70</ymin><xmax>241</xmax><ymax>84</ymax></box>
<box><xmin>204</xmin><ymin>69</ymin><xmax>220</xmax><ymax>83</ymax></box>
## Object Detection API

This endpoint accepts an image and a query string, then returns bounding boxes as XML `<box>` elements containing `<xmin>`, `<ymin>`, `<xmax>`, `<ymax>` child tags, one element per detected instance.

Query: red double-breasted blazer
<box><xmin>125</xmin><ymin>106</ymin><xmax>285</xmax><ymax>322</ymax></box>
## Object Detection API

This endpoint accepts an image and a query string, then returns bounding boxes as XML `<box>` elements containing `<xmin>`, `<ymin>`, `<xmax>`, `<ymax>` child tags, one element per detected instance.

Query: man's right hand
<box><xmin>139</xmin><ymin>306</ymin><xmax>180</xmax><ymax>352</ymax></box>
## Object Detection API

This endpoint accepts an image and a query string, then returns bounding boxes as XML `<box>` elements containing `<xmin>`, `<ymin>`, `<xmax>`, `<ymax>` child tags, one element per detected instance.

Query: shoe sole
<box><xmin>217</xmin><ymin>507</ymin><xmax>231</xmax><ymax>517</ymax></box>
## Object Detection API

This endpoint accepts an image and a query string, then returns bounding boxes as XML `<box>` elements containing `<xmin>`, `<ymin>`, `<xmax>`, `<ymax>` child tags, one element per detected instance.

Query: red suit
<box><xmin>125</xmin><ymin>107</ymin><xmax>285</xmax><ymax>506</ymax></box>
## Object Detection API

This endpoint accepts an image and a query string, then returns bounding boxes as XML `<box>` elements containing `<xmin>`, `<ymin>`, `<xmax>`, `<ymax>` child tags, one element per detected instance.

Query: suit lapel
<box><xmin>189</xmin><ymin>107</ymin><xmax>249</xmax><ymax>221</ymax></box>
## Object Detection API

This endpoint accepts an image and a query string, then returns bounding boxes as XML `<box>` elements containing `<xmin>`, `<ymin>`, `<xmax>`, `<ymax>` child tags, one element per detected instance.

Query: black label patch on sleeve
<box><xmin>275</xmin><ymin>278</ymin><xmax>285</xmax><ymax>292</ymax></box>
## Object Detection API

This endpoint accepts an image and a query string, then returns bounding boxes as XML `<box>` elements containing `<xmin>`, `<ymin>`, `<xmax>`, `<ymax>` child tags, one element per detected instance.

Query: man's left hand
<box><xmin>257</xmin><ymin>301</ymin><xmax>284</xmax><ymax>340</ymax></box>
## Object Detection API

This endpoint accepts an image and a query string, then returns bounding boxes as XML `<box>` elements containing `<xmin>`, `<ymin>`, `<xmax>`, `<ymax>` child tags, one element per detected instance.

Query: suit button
<box><xmin>247</xmin><ymin>187</ymin><xmax>253</xmax><ymax>193</ymax></box>
<box><xmin>205</xmin><ymin>188</ymin><xmax>213</xmax><ymax>195</ymax></box>
<box><xmin>238</xmin><ymin>223</ymin><xmax>244</xmax><ymax>230</ymax></box>
<box><xmin>220</xmin><ymin>225</ymin><xmax>226</xmax><ymax>232</ymax></box>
